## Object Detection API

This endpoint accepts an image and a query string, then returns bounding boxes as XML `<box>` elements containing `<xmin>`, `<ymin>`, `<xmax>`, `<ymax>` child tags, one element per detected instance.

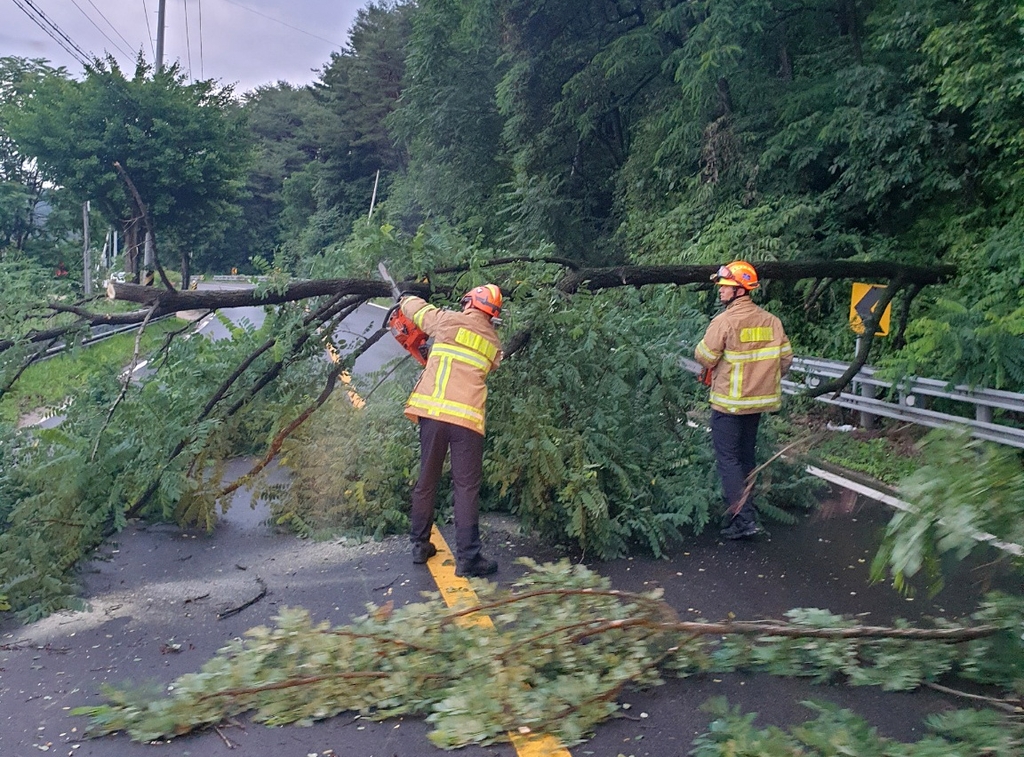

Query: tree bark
<box><xmin>106</xmin><ymin>277</ymin><xmax>413</xmax><ymax>313</ymax></box>
<box><xmin>103</xmin><ymin>260</ymin><xmax>955</xmax><ymax>312</ymax></box>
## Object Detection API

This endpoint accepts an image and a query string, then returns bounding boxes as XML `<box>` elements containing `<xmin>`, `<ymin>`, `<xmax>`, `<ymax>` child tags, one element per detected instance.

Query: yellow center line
<box><xmin>426</xmin><ymin>525</ymin><xmax>573</xmax><ymax>757</ymax></box>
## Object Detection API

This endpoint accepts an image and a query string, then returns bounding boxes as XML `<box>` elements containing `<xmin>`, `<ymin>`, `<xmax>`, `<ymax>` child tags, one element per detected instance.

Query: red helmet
<box><xmin>711</xmin><ymin>260</ymin><xmax>759</xmax><ymax>290</ymax></box>
<box><xmin>461</xmin><ymin>284</ymin><xmax>503</xmax><ymax>318</ymax></box>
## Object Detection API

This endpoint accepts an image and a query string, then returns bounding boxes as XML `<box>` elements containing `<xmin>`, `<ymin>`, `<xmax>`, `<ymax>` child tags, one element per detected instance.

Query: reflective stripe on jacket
<box><xmin>400</xmin><ymin>296</ymin><xmax>502</xmax><ymax>435</ymax></box>
<box><xmin>694</xmin><ymin>296</ymin><xmax>793</xmax><ymax>415</ymax></box>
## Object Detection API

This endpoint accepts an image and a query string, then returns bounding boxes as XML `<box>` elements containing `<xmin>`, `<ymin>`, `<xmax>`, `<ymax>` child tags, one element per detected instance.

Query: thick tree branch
<box><xmin>112</xmin><ymin>161</ymin><xmax>176</xmax><ymax>292</ymax></box>
<box><xmin>103</xmin><ymin>261</ymin><xmax>955</xmax><ymax>313</ymax></box>
<box><xmin>106</xmin><ymin>278</ymin><xmax>411</xmax><ymax>312</ymax></box>
<box><xmin>805</xmin><ymin>278</ymin><xmax>905</xmax><ymax>398</ymax></box>
<box><xmin>555</xmin><ymin>261</ymin><xmax>953</xmax><ymax>293</ymax></box>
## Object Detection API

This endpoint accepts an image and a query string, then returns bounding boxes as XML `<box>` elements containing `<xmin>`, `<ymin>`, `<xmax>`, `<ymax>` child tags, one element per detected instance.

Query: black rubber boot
<box><xmin>455</xmin><ymin>554</ymin><xmax>498</xmax><ymax>577</ymax></box>
<box><xmin>412</xmin><ymin>541</ymin><xmax>437</xmax><ymax>564</ymax></box>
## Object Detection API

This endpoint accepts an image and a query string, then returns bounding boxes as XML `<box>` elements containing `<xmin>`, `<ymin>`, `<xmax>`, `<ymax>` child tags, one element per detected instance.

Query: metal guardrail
<box><xmin>682</xmin><ymin>355</ymin><xmax>1024</xmax><ymax>449</ymax></box>
<box><xmin>785</xmin><ymin>357</ymin><xmax>1024</xmax><ymax>449</ymax></box>
<box><xmin>39</xmin><ymin>315</ymin><xmax>174</xmax><ymax>361</ymax></box>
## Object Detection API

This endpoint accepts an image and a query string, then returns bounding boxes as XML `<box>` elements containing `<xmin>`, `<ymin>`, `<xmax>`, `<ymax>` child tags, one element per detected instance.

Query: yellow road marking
<box><xmin>425</xmin><ymin>525</ymin><xmax>573</xmax><ymax>757</ymax></box>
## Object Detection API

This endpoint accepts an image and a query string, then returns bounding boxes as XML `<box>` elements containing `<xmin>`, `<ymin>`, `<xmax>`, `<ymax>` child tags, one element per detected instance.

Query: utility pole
<box><xmin>155</xmin><ymin>0</ymin><xmax>167</xmax><ymax>73</ymax></box>
<box><xmin>143</xmin><ymin>231</ymin><xmax>155</xmax><ymax>286</ymax></box>
<box><xmin>82</xmin><ymin>201</ymin><xmax>92</xmax><ymax>295</ymax></box>
<box><xmin>367</xmin><ymin>169</ymin><xmax>381</xmax><ymax>220</ymax></box>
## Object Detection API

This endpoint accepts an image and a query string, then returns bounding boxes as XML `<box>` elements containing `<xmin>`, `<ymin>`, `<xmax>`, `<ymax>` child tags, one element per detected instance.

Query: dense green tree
<box><xmin>2</xmin><ymin>57</ymin><xmax>251</xmax><ymax>284</ymax></box>
<box><xmin>1</xmin><ymin>0</ymin><xmax>1023</xmax><ymax>632</ymax></box>
<box><xmin>387</xmin><ymin>0</ymin><xmax>507</xmax><ymax>236</ymax></box>
<box><xmin>0</xmin><ymin>58</ymin><xmax>71</xmax><ymax>262</ymax></box>
<box><xmin>291</xmin><ymin>1</ymin><xmax>415</xmax><ymax>262</ymax></box>
<box><xmin>223</xmin><ymin>83</ymin><xmax>333</xmax><ymax>272</ymax></box>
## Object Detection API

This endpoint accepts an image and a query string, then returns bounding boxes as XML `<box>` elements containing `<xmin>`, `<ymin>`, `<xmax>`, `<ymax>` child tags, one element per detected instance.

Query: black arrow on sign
<box><xmin>854</xmin><ymin>286</ymin><xmax>883</xmax><ymax>326</ymax></box>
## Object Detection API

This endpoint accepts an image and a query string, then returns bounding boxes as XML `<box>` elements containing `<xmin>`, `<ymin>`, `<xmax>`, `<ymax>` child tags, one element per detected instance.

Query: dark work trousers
<box><xmin>409</xmin><ymin>417</ymin><xmax>485</xmax><ymax>565</ymax></box>
<box><xmin>710</xmin><ymin>409</ymin><xmax>761</xmax><ymax>528</ymax></box>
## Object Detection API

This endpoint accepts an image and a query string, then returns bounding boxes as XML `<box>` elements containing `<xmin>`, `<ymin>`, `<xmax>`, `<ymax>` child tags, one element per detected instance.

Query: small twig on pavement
<box><xmin>217</xmin><ymin>577</ymin><xmax>267</xmax><ymax>620</ymax></box>
<box><xmin>924</xmin><ymin>681</ymin><xmax>1023</xmax><ymax>714</ymax></box>
<box><xmin>214</xmin><ymin>725</ymin><xmax>238</xmax><ymax>749</ymax></box>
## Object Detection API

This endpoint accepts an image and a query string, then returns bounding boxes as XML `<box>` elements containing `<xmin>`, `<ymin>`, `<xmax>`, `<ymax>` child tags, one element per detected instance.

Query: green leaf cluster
<box><xmin>0</xmin><ymin>303</ymin><xmax>336</xmax><ymax>619</ymax></box>
<box><xmin>74</xmin><ymin>560</ymin><xmax>1024</xmax><ymax>750</ymax></box>
<box><xmin>692</xmin><ymin>698</ymin><xmax>1024</xmax><ymax>757</ymax></box>
<box><xmin>265</xmin><ymin>384</ymin><xmax>418</xmax><ymax>540</ymax></box>
<box><xmin>486</xmin><ymin>285</ymin><xmax>817</xmax><ymax>558</ymax></box>
<box><xmin>872</xmin><ymin>428</ymin><xmax>1024</xmax><ymax>595</ymax></box>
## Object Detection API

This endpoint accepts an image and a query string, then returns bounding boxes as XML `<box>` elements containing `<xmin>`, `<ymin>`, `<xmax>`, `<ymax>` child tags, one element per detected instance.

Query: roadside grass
<box><xmin>780</xmin><ymin>403</ymin><xmax>923</xmax><ymax>488</ymax></box>
<box><xmin>810</xmin><ymin>429</ymin><xmax>922</xmax><ymax>486</ymax></box>
<box><xmin>0</xmin><ymin>318</ymin><xmax>186</xmax><ymax>426</ymax></box>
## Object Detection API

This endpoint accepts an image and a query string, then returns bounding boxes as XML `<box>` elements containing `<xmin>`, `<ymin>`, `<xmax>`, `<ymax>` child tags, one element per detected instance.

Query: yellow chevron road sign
<box><xmin>849</xmin><ymin>283</ymin><xmax>892</xmax><ymax>336</ymax></box>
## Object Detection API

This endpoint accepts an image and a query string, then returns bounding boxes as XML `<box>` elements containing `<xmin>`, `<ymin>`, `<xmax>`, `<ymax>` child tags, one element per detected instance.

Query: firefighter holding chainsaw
<box><xmin>398</xmin><ymin>284</ymin><xmax>504</xmax><ymax>577</ymax></box>
<box><xmin>695</xmin><ymin>261</ymin><xmax>793</xmax><ymax>539</ymax></box>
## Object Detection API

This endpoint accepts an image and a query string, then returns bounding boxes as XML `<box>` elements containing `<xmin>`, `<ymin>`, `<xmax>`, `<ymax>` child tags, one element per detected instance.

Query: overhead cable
<box><xmin>219</xmin><ymin>0</ymin><xmax>344</xmax><ymax>47</ymax></box>
<box><xmin>141</xmin><ymin>0</ymin><xmax>155</xmax><ymax>59</ymax></box>
<box><xmin>197</xmin><ymin>0</ymin><xmax>204</xmax><ymax>80</ymax></box>
<box><xmin>183</xmin><ymin>0</ymin><xmax>193</xmax><ymax>78</ymax></box>
<box><xmin>72</xmin><ymin>0</ymin><xmax>136</xmax><ymax>61</ymax></box>
<box><xmin>10</xmin><ymin>0</ymin><xmax>93</xmax><ymax>68</ymax></box>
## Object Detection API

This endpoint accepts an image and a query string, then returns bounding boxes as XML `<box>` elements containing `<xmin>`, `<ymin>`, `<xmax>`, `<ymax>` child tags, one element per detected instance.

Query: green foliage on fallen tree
<box><xmin>873</xmin><ymin>428</ymin><xmax>1024</xmax><ymax>596</ymax></box>
<box><xmin>74</xmin><ymin>561</ymin><xmax>1024</xmax><ymax>750</ymax></box>
<box><xmin>267</xmin><ymin>385</ymin><xmax>418</xmax><ymax>540</ymax></box>
<box><xmin>692</xmin><ymin>698</ymin><xmax>1023</xmax><ymax>757</ymax></box>
<box><xmin>0</xmin><ymin>305</ymin><xmax>334</xmax><ymax>620</ymax></box>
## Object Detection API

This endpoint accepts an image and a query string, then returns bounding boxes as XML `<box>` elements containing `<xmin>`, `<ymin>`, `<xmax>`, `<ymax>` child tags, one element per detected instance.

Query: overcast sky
<box><xmin>2</xmin><ymin>0</ymin><xmax>366</xmax><ymax>94</ymax></box>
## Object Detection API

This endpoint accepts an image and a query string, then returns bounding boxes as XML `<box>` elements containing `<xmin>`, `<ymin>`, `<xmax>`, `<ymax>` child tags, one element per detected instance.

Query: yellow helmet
<box><xmin>711</xmin><ymin>260</ymin><xmax>759</xmax><ymax>290</ymax></box>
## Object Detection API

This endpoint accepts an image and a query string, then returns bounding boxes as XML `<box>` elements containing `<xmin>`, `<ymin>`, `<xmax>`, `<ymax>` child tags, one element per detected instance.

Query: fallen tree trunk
<box><xmin>105</xmin><ymin>277</ymin><xmax>403</xmax><ymax>313</ymax></box>
<box><xmin>104</xmin><ymin>260</ymin><xmax>955</xmax><ymax>311</ymax></box>
<box><xmin>556</xmin><ymin>260</ymin><xmax>955</xmax><ymax>293</ymax></box>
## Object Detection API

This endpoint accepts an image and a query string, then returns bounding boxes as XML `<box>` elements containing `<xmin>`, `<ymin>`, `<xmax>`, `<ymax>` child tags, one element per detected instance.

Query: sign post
<box><xmin>849</xmin><ymin>283</ymin><xmax>893</xmax><ymax>429</ymax></box>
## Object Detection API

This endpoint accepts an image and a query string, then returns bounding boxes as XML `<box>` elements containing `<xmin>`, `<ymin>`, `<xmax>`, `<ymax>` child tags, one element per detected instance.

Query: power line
<box><xmin>140</xmin><ymin>0</ymin><xmax>156</xmax><ymax>59</ymax></box>
<box><xmin>183</xmin><ymin>0</ymin><xmax>192</xmax><ymax>78</ymax></box>
<box><xmin>197</xmin><ymin>0</ymin><xmax>204</xmax><ymax>80</ymax></box>
<box><xmin>70</xmin><ymin>0</ymin><xmax>135</xmax><ymax>61</ymax></box>
<box><xmin>219</xmin><ymin>0</ymin><xmax>344</xmax><ymax>47</ymax></box>
<box><xmin>10</xmin><ymin>0</ymin><xmax>93</xmax><ymax>68</ymax></box>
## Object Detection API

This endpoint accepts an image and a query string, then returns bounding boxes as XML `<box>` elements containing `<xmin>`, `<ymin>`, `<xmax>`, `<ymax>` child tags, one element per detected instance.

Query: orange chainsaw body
<box><xmin>386</xmin><ymin>304</ymin><xmax>429</xmax><ymax>366</ymax></box>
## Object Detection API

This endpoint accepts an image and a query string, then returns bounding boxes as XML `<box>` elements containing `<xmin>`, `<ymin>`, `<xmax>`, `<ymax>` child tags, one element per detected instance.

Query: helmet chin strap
<box><xmin>725</xmin><ymin>287</ymin><xmax>747</xmax><ymax>304</ymax></box>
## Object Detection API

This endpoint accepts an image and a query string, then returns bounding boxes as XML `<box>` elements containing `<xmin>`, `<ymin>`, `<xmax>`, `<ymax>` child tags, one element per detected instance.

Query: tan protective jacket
<box><xmin>695</xmin><ymin>296</ymin><xmax>793</xmax><ymax>415</ymax></box>
<box><xmin>400</xmin><ymin>297</ymin><xmax>503</xmax><ymax>435</ymax></box>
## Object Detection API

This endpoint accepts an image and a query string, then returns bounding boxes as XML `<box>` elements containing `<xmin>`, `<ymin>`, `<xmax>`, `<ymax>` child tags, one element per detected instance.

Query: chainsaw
<box><xmin>377</xmin><ymin>262</ymin><xmax>429</xmax><ymax>366</ymax></box>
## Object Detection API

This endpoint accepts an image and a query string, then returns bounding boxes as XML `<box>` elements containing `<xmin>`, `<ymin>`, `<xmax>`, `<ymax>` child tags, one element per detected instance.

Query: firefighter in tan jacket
<box><xmin>695</xmin><ymin>261</ymin><xmax>793</xmax><ymax>539</ymax></box>
<box><xmin>399</xmin><ymin>284</ymin><xmax>504</xmax><ymax>577</ymax></box>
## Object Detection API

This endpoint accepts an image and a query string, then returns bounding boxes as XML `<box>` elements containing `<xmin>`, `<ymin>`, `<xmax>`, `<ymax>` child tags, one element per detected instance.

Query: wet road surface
<box><xmin>1</xmin><ymin>462</ymin><xmax>1015</xmax><ymax>756</ymax></box>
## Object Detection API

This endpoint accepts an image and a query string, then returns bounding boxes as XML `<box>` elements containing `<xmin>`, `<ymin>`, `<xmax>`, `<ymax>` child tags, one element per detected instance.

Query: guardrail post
<box><xmin>857</xmin><ymin>379</ymin><xmax>877</xmax><ymax>430</ymax></box>
<box><xmin>976</xmin><ymin>405</ymin><xmax>993</xmax><ymax>424</ymax></box>
<box><xmin>852</xmin><ymin>338</ymin><xmax>877</xmax><ymax>430</ymax></box>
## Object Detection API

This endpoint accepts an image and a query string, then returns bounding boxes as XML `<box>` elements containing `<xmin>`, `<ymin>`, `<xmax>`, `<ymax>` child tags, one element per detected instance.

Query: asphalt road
<box><xmin>1</xmin><ymin>463</ymin><xmax>1015</xmax><ymax>757</ymax></box>
<box><xmin>188</xmin><ymin>282</ymin><xmax>407</xmax><ymax>378</ymax></box>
